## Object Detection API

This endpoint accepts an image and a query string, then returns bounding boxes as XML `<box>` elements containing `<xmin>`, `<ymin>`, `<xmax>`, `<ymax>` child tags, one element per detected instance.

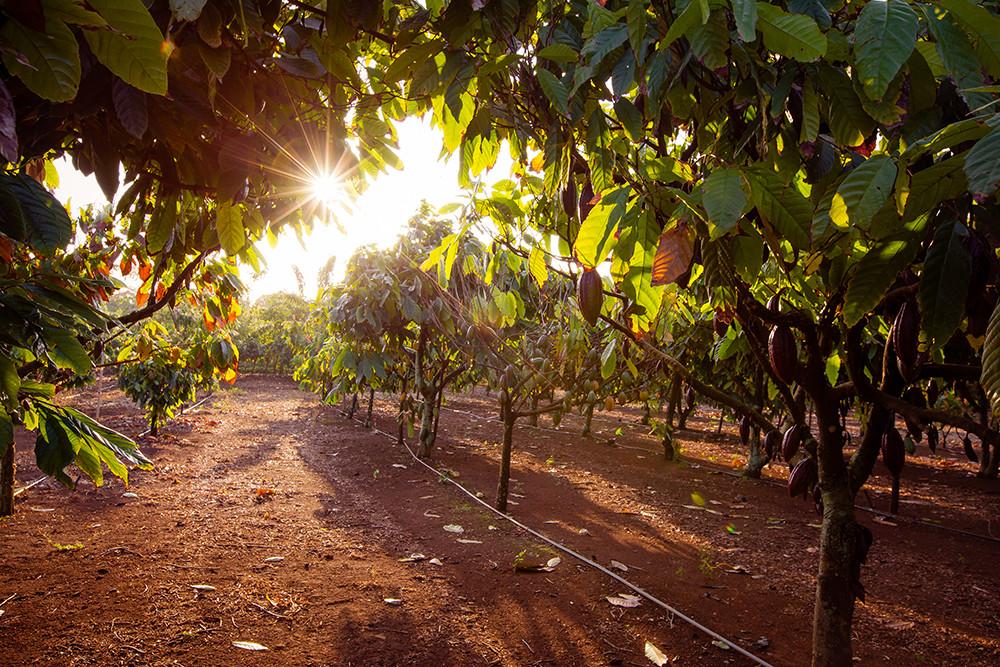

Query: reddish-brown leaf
<box><xmin>651</xmin><ymin>225</ymin><xmax>694</xmax><ymax>286</ymax></box>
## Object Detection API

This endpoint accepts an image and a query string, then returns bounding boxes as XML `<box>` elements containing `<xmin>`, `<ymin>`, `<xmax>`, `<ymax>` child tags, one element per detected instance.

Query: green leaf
<box><xmin>937</xmin><ymin>0</ymin><xmax>1000</xmax><ymax>80</ymax></box>
<box><xmin>618</xmin><ymin>209</ymin><xmax>665</xmax><ymax>332</ymax></box>
<box><xmin>829</xmin><ymin>156</ymin><xmax>897</xmax><ymax>229</ymax></box>
<box><xmin>919</xmin><ymin>220</ymin><xmax>971</xmax><ymax>348</ymax></box>
<box><xmin>573</xmin><ymin>187</ymin><xmax>630</xmax><ymax>268</ymax></box>
<box><xmin>0</xmin><ymin>410</ymin><xmax>11</xmax><ymax>457</ymax></box>
<box><xmin>627</xmin><ymin>0</ymin><xmax>648</xmax><ymax>55</ymax></box>
<box><xmin>818</xmin><ymin>66</ymin><xmax>876</xmax><ymax>147</ymax></box>
<box><xmin>42</xmin><ymin>327</ymin><xmax>93</xmax><ymax>375</ymax></box>
<box><xmin>981</xmin><ymin>300</ymin><xmax>1000</xmax><ymax>416</ymax></box>
<box><xmin>83</xmin><ymin>0</ymin><xmax>169</xmax><ymax>95</ymax></box>
<box><xmin>0</xmin><ymin>18</ymin><xmax>80</xmax><ymax>102</ymax></box>
<box><xmin>843</xmin><ymin>236</ymin><xmax>921</xmax><ymax>326</ymax></box>
<box><xmin>0</xmin><ymin>173</ymin><xmax>73</xmax><ymax>253</ymax></box>
<box><xmin>0</xmin><ymin>357</ymin><xmax>19</xmax><ymax>410</ymax></box>
<box><xmin>731</xmin><ymin>0</ymin><xmax>759</xmax><ymax>42</ymax></box>
<box><xmin>169</xmin><ymin>0</ymin><xmax>207</xmax><ymax>22</ymax></box>
<box><xmin>965</xmin><ymin>125</ymin><xmax>1000</xmax><ymax>197</ymax></box>
<box><xmin>853</xmin><ymin>0</ymin><xmax>918</xmax><ymax>101</ymax></box>
<box><xmin>600</xmin><ymin>339</ymin><xmax>617</xmax><ymax>380</ymax></box>
<box><xmin>744</xmin><ymin>167</ymin><xmax>811</xmax><ymax>250</ymax></box>
<box><xmin>756</xmin><ymin>2</ymin><xmax>827</xmax><ymax>62</ymax></box>
<box><xmin>924</xmin><ymin>6</ymin><xmax>990</xmax><ymax>111</ymax></box>
<box><xmin>613</xmin><ymin>98</ymin><xmax>644</xmax><ymax>141</ymax></box>
<box><xmin>145</xmin><ymin>195</ymin><xmax>176</xmax><ymax>254</ymax></box>
<box><xmin>700</xmin><ymin>168</ymin><xmax>747</xmax><ymax>238</ymax></box>
<box><xmin>42</xmin><ymin>0</ymin><xmax>108</xmax><ymax>27</ymax></box>
<box><xmin>661</xmin><ymin>0</ymin><xmax>704</xmax><ymax>49</ymax></box>
<box><xmin>215</xmin><ymin>202</ymin><xmax>246</xmax><ymax>255</ymax></box>
<box><xmin>537</xmin><ymin>69</ymin><xmax>569</xmax><ymax>115</ymax></box>
<box><xmin>537</xmin><ymin>43</ymin><xmax>578</xmax><ymax>63</ymax></box>
<box><xmin>528</xmin><ymin>246</ymin><xmax>548</xmax><ymax>287</ymax></box>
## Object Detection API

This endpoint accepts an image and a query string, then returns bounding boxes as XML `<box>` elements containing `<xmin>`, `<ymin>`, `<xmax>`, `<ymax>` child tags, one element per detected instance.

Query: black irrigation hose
<box><xmin>12</xmin><ymin>392</ymin><xmax>216</xmax><ymax>499</ymax></box>
<box><xmin>335</xmin><ymin>404</ymin><xmax>777</xmax><ymax>667</ymax></box>
<box><xmin>437</xmin><ymin>401</ymin><xmax>1000</xmax><ymax>545</ymax></box>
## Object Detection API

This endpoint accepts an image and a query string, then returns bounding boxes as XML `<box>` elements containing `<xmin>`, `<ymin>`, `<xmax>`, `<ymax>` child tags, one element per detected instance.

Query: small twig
<box><xmin>521</xmin><ymin>639</ymin><xmax>534</xmax><ymax>654</ymax></box>
<box><xmin>99</xmin><ymin>547</ymin><xmax>145</xmax><ymax>558</ymax></box>
<box><xmin>0</xmin><ymin>593</ymin><xmax>16</xmax><ymax>607</ymax></box>
<box><xmin>250</xmin><ymin>601</ymin><xmax>289</xmax><ymax>620</ymax></box>
<box><xmin>121</xmin><ymin>645</ymin><xmax>146</xmax><ymax>655</ymax></box>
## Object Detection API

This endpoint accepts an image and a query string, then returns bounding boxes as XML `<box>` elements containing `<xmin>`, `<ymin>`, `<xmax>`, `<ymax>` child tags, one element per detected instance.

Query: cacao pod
<box><xmin>552</xmin><ymin>411</ymin><xmax>562</xmax><ymax>428</ymax></box>
<box><xmin>788</xmin><ymin>457</ymin><xmax>817</xmax><ymax>498</ymax></box>
<box><xmin>577</xmin><ymin>269</ymin><xmax>603</xmax><ymax>326</ymax></box>
<box><xmin>561</xmin><ymin>178</ymin><xmax>577</xmax><ymax>220</ymax></box>
<box><xmin>713</xmin><ymin>312</ymin><xmax>728</xmax><ymax>337</ymax></box>
<box><xmin>963</xmin><ymin>434</ymin><xmax>978</xmax><ymax>463</ymax></box>
<box><xmin>768</xmin><ymin>325</ymin><xmax>798</xmax><ymax>384</ymax></box>
<box><xmin>782</xmin><ymin>424</ymin><xmax>804</xmax><ymax>462</ymax></box>
<box><xmin>881</xmin><ymin>427</ymin><xmax>905</xmax><ymax>477</ymax></box>
<box><xmin>763</xmin><ymin>429</ymin><xmax>780</xmax><ymax>460</ymax></box>
<box><xmin>604</xmin><ymin>397</ymin><xmax>615</xmax><ymax>411</ymax></box>
<box><xmin>926</xmin><ymin>425</ymin><xmax>938</xmax><ymax>453</ymax></box>
<box><xmin>892</xmin><ymin>300</ymin><xmax>919</xmax><ymax>381</ymax></box>
<box><xmin>739</xmin><ymin>415</ymin><xmax>751</xmax><ymax>447</ymax></box>
<box><xmin>767</xmin><ymin>295</ymin><xmax>781</xmax><ymax>312</ymax></box>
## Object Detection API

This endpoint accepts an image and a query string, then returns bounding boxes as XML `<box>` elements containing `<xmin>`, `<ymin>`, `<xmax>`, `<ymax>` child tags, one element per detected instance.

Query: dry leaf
<box><xmin>190</xmin><ymin>584</ymin><xmax>216</xmax><ymax>592</ymax></box>
<box><xmin>263</xmin><ymin>556</ymin><xmax>284</xmax><ymax>563</ymax></box>
<box><xmin>399</xmin><ymin>553</ymin><xmax>426</xmax><ymax>563</ymax></box>
<box><xmin>443</xmin><ymin>524</ymin><xmax>464</xmax><ymax>533</ymax></box>
<box><xmin>232</xmin><ymin>641</ymin><xmax>268</xmax><ymax>651</ymax></box>
<box><xmin>383</xmin><ymin>598</ymin><xmax>403</xmax><ymax>606</ymax></box>
<box><xmin>456</xmin><ymin>538</ymin><xmax>483</xmax><ymax>544</ymax></box>
<box><xmin>644</xmin><ymin>640</ymin><xmax>669</xmax><ymax>666</ymax></box>
<box><xmin>610</xmin><ymin>560</ymin><xmax>629</xmax><ymax>572</ymax></box>
<box><xmin>651</xmin><ymin>224</ymin><xmax>694</xmax><ymax>286</ymax></box>
<box><xmin>606</xmin><ymin>593</ymin><xmax>642</xmax><ymax>608</ymax></box>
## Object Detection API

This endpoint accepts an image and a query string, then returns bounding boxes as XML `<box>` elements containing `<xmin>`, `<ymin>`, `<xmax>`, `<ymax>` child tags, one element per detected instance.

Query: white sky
<box><xmin>56</xmin><ymin>117</ymin><xmax>508</xmax><ymax>302</ymax></box>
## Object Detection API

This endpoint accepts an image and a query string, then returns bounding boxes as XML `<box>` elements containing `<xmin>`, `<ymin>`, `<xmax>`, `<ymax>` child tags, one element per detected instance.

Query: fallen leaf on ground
<box><xmin>606</xmin><ymin>593</ymin><xmax>641</xmax><ymax>608</ymax></box>
<box><xmin>398</xmin><ymin>553</ymin><xmax>426</xmax><ymax>563</ymax></box>
<box><xmin>383</xmin><ymin>598</ymin><xmax>403</xmax><ymax>606</ymax></box>
<box><xmin>263</xmin><ymin>556</ymin><xmax>284</xmax><ymax>563</ymax></box>
<box><xmin>885</xmin><ymin>620</ymin><xmax>915</xmax><ymax>630</ymax></box>
<box><xmin>443</xmin><ymin>524</ymin><xmax>464</xmax><ymax>533</ymax></box>
<box><xmin>232</xmin><ymin>641</ymin><xmax>268</xmax><ymax>651</ymax></box>
<box><xmin>429</xmin><ymin>558</ymin><xmax>443</xmax><ymax>566</ymax></box>
<box><xmin>424</xmin><ymin>510</ymin><xmax>441</xmax><ymax>518</ymax></box>
<box><xmin>456</xmin><ymin>539</ymin><xmax>483</xmax><ymax>544</ymax></box>
<box><xmin>122</xmin><ymin>492</ymin><xmax>138</xmax><ymax>499</ymax></box>
<box><xmin>190</xmin><ymin>584</ymin><xmax>216</xmax><ymax>592</ymax></box>
<box><xmin>609</xmin><ymin>560</ymin><xmax>629</xmax><ymax>572</ymax></box>
<box><xmin>711</xmin><ymin>640</ymin><xmax>730</xmax><ymax>651</ymax></box>
<box><xmin>645</xmin><ymin>640</ymin><xmax>669</xmax><ymax>666</ymax></box>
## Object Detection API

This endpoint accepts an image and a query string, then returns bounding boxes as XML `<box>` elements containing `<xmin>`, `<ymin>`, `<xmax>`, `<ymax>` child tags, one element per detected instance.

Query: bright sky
<box><xmin>56</xmin><ymin>117</ymin><xmax>508</xmax><ymax>302</ymax></box>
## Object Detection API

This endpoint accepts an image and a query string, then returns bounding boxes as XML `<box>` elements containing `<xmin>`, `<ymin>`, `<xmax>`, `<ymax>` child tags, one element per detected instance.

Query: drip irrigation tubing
<box><xmin>432</xmin><ymin>399</ymin><xmax>1000</xmax><ymax>544</ymax></box>
<box><xmin>334</xmin><ymin>402</ymin><xmax>777</xmax><ymax>667</ymax></box>
<box><xmin>12</xmin><ymin>392</ymin><xmax>216</xmax><ymax>499</ymax></box>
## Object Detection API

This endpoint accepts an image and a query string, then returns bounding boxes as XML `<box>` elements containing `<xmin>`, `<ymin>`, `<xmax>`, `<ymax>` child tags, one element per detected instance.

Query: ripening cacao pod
<box><xmin>604</xmin><ymin>397</ymin><xmax>615</xmax><ymax>411</ymax></box>
<box><xmin>561</xmin><ymin>178</ymin><xmax>578</xmax><ymax>220</ymax></box>
<box><xmin>881</xmin><ymin>427</ymin><xmax>905</xmax><ymax>477</ymax></box>
<box><xmin>892</xmin><ymin>300</ymin><xmax>920</xmax><ymax>381</ymax></box>
<box><xmin>926</xmin><ymin>425</ymin><xmax>938</xmax><ymax>453</ymax></box>
<box><xmin>767</xmin><ymin>295</ymin><xmax>781</xmax><ymax>313</ymax></box>
<box><xmin>552</xmin><ymin>411</ymin><xmax>562</xmax><ymax>428</ymax></box>
<box><xmin>963</xmin><ymin>434</ymin><xmax>978</xmax><ymax>463</ymax></box>
<box><xmin>577</xmin><ymin>269</ymin><xmax>603</xmax><ymax>326</ymax></box>
<box><xmin>788</xmin><ymin>457</ymin><xmax>817</xmax><ymax>498</ymax></box>
<box><xmin>782</xmin><ymin>424</ymin><xmax>804</xmax><ymax>462</ymax></box>
<box><xmin>586</xmin><ymin>390</ymin><xmax>597</xmax><ymax>403</ymax></box>
<box><xmin>768</xmin><ymin>325</ymin><xmax>798</xmax><ymax>384</ymax></box>
<box><xmin>763</xmin><ymin>429</ymin><xmax>781</xmax><ymax>459</ymax></box>
<box><xmin>739</xmin><ymin>415</ymin><xmax>751</xmax><ymax>447</ymax></box>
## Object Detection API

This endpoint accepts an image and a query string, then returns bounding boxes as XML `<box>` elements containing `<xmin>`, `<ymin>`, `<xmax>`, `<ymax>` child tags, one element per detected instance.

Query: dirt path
<box><xmin>2</xmin><ymin>377</ymin><xmax>753</xmax><ymax>666</ymax></box>
<box><xmin>2</xmin><ymin>376</ymin><xmax>998</xmax><ymax>666</ymax></box>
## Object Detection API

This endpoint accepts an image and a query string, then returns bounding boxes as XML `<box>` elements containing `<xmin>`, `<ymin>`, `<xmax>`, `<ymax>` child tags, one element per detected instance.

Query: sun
<box><xmin>310</xmin><ymin>171</ymin><xmax>346</xmax><ymax>209</ymax></box>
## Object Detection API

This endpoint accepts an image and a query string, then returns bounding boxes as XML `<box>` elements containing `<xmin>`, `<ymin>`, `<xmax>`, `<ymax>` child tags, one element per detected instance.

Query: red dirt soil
<box><xmin>1</xmin><ymin>375</ymin><xmax>998</xmax><ymax>666</ymax></box>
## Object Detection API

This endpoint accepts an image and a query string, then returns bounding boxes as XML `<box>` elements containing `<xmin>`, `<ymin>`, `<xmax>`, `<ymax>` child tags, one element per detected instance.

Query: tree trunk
<box><xmin>496</xmin><ymin>391</ymin><xmax>514</xmax><ymax>512</ymax></box>
<box><xmin>0</xmin><ymin>439</ymin><xmax>15</xmax><ymax>517</ymax></box>
<box><xmin>582</xmin><ymin>402</ymin><xmax>594</xmax><ymax>437</ymax></box>
<box><xmin>417</xmin><ymin>393</ymin><xmax>436</xmax><ymax>458</ymax></box>
<box><xmin>743</xmin><ymin>428</ymin><xmax>765</xmax><ymax>478</ymax></box>
<box><xmin>432</xmin><ymin>386</ymin><xmax>444</xmax><ymax>437</ymax></box>
<box><xmin>397</xmin><ymin>379</ymin><xmax>408</xmax><ymax>446</ymax></box>
<box><xmin>715</xmin><ymin>410</ymin><xmax>724</xmax><ymax>434</ymax></box>
<box><xmin>666</xmin><ymin>372</ymin><xmax>681</xmax><ymax>428</ymax></box>
<box><xmin>661</xmin><ymin>429</ymin><xmax>675</xmax><ymax>460</ymax></box>
<box><xmin>348</xmin><ymin>393</ymin><xmax>358</xmax><ymax>419</ymax></box>
<box><xmin>528</xmin><ymin>396</ymin><xmax>538</xmax><ymax>427</ymax></box>
<box><xmin>364</xmin><ymin>387</ymin><xmax>375</xmax><ymax>428</ymax></box>
<box><xmin>150</xmin><ymin>410</ymin><xmax>159</xmax><ymax>436</ymax></box>
<box><xmin>812</xmin><ymin>392</ymin><xmax>861</xmax><ymax>667</ymax></box>
<box><xmin>641</xmin><ymin>403</ymin><xmax>651</xmax><ymax>426</ymax></box>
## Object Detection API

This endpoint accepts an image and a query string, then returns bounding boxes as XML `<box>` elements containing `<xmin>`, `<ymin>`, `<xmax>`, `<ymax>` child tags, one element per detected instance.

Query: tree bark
<box><xmin>666</xmin><ymin>372</ymin><xmax>681</xmax><ymax>428</ymax></box>
<box><xmin>150</xmin><ymin>410</ymin><xmax>159</xmax><ymax>436</ymax></box>
<box><xmin>496</xmin><ymin>391</ymin><xmax>515</xmax><ymax>512</ymax></box>
<box><xmin>582</xmin><ymin>402</ymin><xmax>594</xmax><ymax>437</ymax></box>
<box><xmin>0</xmin><ymin>439</ymin><xmax>14</xmax><ymax>517</ymax></box>
<box><xmin>641</xmin><ymin>403</ymin><xmax>651</xmax><ymax>426</ymax></box>
<box><xmin>743</xmin><ymin>428</ymin><xmax>765</xmax><ymax>478</ymax></box>
<box><xmin>397</xmin><ymin>379</ymin><xmax>408</xmax><ymax>446</ymax></box>
<box><xmin>365</xmin><ymin>387</ymin><xmax>375</xmax><ymax>428</ymax></box>
<box><xmin>417</xmin><ymin>396</ymin><xmax>436</xmax><ymax>458</ymax></box>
